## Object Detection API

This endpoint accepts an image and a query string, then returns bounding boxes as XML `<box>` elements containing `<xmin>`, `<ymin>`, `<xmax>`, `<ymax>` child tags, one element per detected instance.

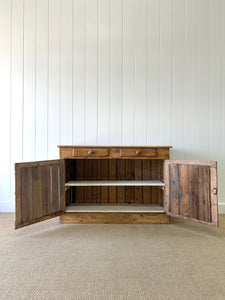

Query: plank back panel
<box><xmin>117</xmin><ymin>159</ymin><xmax>126</xmax><ymax>204</ymax></box>
<box><xmin>71</xmin><ymin>159</ymin><xmax>164</xmax><ymax>206</ymax></box>
<box><xmin>15</xmin><ymin>160</ymin><xmax>65</xmax><ymax>229</ymax></box>
<box><xmin>164</xmin><ymin>160</ymin><xmax>218</xmax><ymax>226</ymax></box>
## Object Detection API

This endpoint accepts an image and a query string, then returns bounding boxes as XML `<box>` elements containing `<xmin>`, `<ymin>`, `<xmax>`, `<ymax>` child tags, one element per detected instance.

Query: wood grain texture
<box><xmin>165</xmin><ymin>161</ymin><xmax>218</xmax><ymax>226</ymax></box>
<box><xmin>60</xmin><ymin>212</ymin><xmax>170</xmax><ymax>224</ymax></box>
<box><xmin>15</xmin><ymin>160</ymin><xmax>64</xmax><ymax>229</ymax></box>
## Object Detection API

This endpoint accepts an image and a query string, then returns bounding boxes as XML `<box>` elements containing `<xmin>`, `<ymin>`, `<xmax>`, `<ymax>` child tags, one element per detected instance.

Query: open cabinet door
<box><xmin>164</xmin><ymin>160</ymin><xmax>218</xmax><ymax>226</ymax></box>
<box><xmin>15</xmin><ymin>160</ymin><xmax>65</xmax><ymax>229</ymax></box>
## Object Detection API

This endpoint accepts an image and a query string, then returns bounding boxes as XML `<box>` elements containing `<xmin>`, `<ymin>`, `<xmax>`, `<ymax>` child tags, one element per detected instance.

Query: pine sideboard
<box><xmin>15</xmin><ymin>146</ymin><xmax>218</xmax><ymax>228</ymax></box>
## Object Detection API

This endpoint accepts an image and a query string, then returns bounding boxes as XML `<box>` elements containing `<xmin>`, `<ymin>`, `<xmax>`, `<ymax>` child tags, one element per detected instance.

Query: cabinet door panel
<box><xmin>15</xmin><ymin>160</ymin><xmax>65</xmax><ymax>229</ymax></box>
<box><xmin>164</xmin><ymin>160</ymin><xmax>218</xmax><ymax>226</ymax></box>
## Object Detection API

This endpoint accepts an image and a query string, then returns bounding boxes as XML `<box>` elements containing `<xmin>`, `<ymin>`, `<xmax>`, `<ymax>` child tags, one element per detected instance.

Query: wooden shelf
<box><xmin>65</xmin><ymin>204</ymin><xmax>164</xmax><ymax>213</ymax></box>
<box><xmin>65</xmin><ymin>180</ymin><xmax>165</xmax><ymax>187</ymax></box>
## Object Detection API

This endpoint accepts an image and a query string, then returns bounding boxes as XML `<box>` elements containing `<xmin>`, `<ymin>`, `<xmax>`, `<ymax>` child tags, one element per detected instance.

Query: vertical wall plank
<box><xmin>147</xmin><ymin>0</ymin><xmax>160</xmax><ymax>145</ymax></box>
<box><xmin>0</xmin><ymin>0</ymin><xmax>11</xmax><ymax>211</ymax></box>
<box><xmin>134</xmin><ymin>0</ymin><xmax>147</xmax><ymax>145</ymax></box>
<box><xmin>110</xmin><ymin>0</ymin><xmax>122</xmax><ymax>145</ymax></box>
<box><xmin>36</xmin><ymin>0</ymin><xmax>48</xmax><ymax>160</ymax></box>
<box><xmin>184</xmin><ymin>0</ymin><xmax>198</xmax><ymax>159</ymax></box>
<box><xmin>61</xmin><ymin>0</ymin><xmax>73</xmax><ymax>144</ymax></box>
<box><xmin>159</xmin><ymin>0</ymin><xmax>172</xmax><ymax>146</ymax></box>
<box><xmin>48</xmin><ymin>0</ymin><xmax>61</xmax><ymax>158</ymax></box>
<box><xmin>98</xmin><ymin>0</ymin><xmax>110</xmax><ymax>145</ymax></box>
<box><xmin>85</xmin><ymin>0</ymin><xmax>98</xmax><ymax>144</ymax></box>
<box><xmin>196</xmin><ymin>0</ymin><xmax>210</xmax><ymax>157</ymax></box>
<box><xmin>73</xmin><ymin>0</ymin><xmax>86</xmax><ymax>145</ymax></box>
<box><xmin>122</xmin><ymin>0</ymin><xmax>135</xmax><ymax>145</ymax></box>
<box><xmin>171</xmin><ymin>0</ymin><xmax>185</xmax><ymax>159</ymax></box>
<box><xmin>23</xmin><ymin>0</ymin><xmax>36</xmax><ymax>161</ymax></box>
<box><xmin>11</xmin><ymin>0</ymin><xmax>23</xmax><ymax>206</ymax></box>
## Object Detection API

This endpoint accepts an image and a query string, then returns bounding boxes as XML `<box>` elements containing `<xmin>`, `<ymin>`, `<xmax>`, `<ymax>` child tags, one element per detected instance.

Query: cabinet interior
<box><xmin>65</xmin><ymin>159</ymin><xmax>164</xmax><ymax>208</ymax></box>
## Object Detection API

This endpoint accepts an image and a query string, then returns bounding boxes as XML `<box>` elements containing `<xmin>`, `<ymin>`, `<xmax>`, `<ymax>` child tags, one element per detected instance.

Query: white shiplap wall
<box><xmin>0</xmin><ymin>0</ymin><xmax>225</xmax><ymax>213</ymax></box>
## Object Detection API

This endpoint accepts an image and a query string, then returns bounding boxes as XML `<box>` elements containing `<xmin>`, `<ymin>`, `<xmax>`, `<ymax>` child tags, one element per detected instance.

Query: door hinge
<box><xmin>212</xmin><ymin>188</ymin><xmax>217</xmax><ymax>195</ymax></box>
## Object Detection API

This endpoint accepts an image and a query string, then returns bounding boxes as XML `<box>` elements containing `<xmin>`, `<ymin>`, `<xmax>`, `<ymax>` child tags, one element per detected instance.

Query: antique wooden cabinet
<box><xmin>15</xmin><ymin>146</ymin><xmax>218</xmax><ymax>229</ymax></box>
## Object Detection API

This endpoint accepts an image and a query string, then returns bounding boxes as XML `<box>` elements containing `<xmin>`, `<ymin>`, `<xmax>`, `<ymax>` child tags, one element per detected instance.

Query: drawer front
<box><xmin>120</xmin><ymin>148</ymin><xmax>157</xmax><ymax>158</ymax></box>
<box><xmin>72</xmin><ymin>148</ymin><xmax>109</xmax><ymax>158</ymax></box>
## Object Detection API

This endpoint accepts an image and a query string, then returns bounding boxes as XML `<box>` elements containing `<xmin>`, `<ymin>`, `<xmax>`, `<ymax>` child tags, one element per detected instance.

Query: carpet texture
<box><xmin>0</xmin><ymin>213</ymin><xmax>225</xmax><ymax>300</ymax></box>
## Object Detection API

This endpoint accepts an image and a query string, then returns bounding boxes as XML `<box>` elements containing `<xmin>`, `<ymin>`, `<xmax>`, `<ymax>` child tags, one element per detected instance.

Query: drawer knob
<box><xmin>88</xmin><ymin>150</ymin><xmax>94</xmax><ymax>155</ymax></box>
<box><xmin>136</xmin><ymin>150</ymin><xmax>141</xmax><ymax>155</ymax></box>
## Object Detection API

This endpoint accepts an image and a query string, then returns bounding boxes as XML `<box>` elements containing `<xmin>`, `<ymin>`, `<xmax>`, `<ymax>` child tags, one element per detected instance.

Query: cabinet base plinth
<box><xmin>60</xmin><ymin>212</ymin><xmax>170</xmax><ymax>224</ymax></box>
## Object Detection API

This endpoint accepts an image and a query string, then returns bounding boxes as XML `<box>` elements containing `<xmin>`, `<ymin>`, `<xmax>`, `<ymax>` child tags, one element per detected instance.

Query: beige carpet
<box><xmin>0</xmin><ymin>214</ymin><xmax>225</xmax><ymax>300</ymax></box>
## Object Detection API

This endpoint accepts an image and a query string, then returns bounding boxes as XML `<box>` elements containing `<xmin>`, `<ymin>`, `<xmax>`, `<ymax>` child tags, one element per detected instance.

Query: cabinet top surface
<box><xmin>58</xmin><ymin>145</ymin><xmax>172</xmax><ymax>148</ymax></box>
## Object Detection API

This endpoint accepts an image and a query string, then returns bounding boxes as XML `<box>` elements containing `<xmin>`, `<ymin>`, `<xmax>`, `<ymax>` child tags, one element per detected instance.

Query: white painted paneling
<box><xmin>11</xmin><ymin>0</ymin><xmax>23</xmax><ymax>203</ymax></box>
<box><xmin>0</xmin><ymin>0</ymin><xmax>11</xmax><ymax>209</ymax></box>
<box><xmin>134</xmin><ymin>0</ymin><xmax>147</xmax><ymax>145</ymax></box>
<box><xmin>147</xmin><ymin>0</ymin><xmax>160</xmax><ymax>145</ymax></box>
<box><xmin>48</xmin><ymin>0</ymin><xmax>61</xmax><ymax>158</ymax></box>
<box><xmin>85</xmin><ymin>0</ymin><xmax>98</xmax><ymax>144</ymax></box>
<box><xmin>23</xmin><ymin>0</ymin><xmax>36</xmax><ymax>161</ymax></box>
<box><xmin>60</xmin><ymin>0</ymin><xmax>73</xmax><ymax>145</ymax></box>
<box><xmin>184</xmin><ymin>0</ymin><xmax>198</xmax><ymax>160</ymax></box>
<box><xmin>109</xmin><ymin>0</ymin><xmax>123</xmax><ymax>145</ymax></box>
<box><xmin>0</xmin><ymin>0</ymin><xmax>225</xmax><ymax>212</ymax></box>
<box><xmin>159</xmin><ymin>0</ymin><xmax>172</xmax><ymax>146</ymax></box>
<box><xmin>97</xmin><ymin>0</ymin><xmax>110</xmax><ymax>145</ymax></box>
<box><xmin>73</xmin><ymin>0</ymin><xmax>86</xmax><ymax>145</ymax></box>
<box><xmin>36</xmin><ymin>0</ymin><xmax>48</xmax><ymax>160</ymax></box>
<box><xmin>171</xmin><ymin>0</ymin><xmax>185</xmax><ymax>159</ymax></box>
<box><xmin>122</xmin><ymin>0</ymin><xmax>135</xmax><ymax>145</ymax></box>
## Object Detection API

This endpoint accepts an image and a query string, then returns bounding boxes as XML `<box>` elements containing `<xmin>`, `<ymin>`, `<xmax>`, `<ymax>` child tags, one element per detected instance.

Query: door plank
<box><xmin>15</xmin><ymin>168</ymin><xmax>22</xmax><ymax>228</ymax></box>
<box><xmin>179</xmin><ymin>164</ymin><xmax>189</xmax><ymax>217</ymax></box>
<box><xmin>170</xmin><ymin>164</ymin><xmax>179</xmax><ymax>215</ymax></box>
<box><xmin>32</xmin><ymin>166</ymin><xmax>42</xmax><ymax>220</ymax></box>
<box><xmin>164</xmin><ymin>160</ymin><xmax>218</xmax><ymax>226</ymax></box>
<box><xmin>15</xmin><ymin>159</ymin><xmax>64</xmax><ymax>229</ymax></box>
<box><xmin>210</xmin><ymin>166</ymin><xmax>218</xmax><ymax>225</ymax></box>
<box><xmin>21</xmin><ymin>167</ymin><xmax>32</xmax><ymax>225</ymax></box>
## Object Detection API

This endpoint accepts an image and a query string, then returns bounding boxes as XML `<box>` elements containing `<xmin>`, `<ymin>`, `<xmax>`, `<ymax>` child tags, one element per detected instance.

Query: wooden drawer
<box><xmin>120</xmin><ymin>148</ymin><xmax>157</xmax><ymax>158</ymax></box>
<box><xmin>72</xmin><ymin>148</ymin><xmax>109</xmax><ymax>158</ymax></box>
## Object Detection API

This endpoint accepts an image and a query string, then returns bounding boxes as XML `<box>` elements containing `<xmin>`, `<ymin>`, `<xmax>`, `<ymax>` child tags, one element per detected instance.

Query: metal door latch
<box><xmin>212</xmin><ymin>188</ymin><xmax>217</xmax><ymax>195</ymax></box>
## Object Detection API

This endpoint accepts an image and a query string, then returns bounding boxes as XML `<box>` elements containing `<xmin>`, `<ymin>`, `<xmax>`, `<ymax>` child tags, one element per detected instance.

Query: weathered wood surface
<box><xmin>164</xmin><ymin>161</ymin><xmax>218</xmax><ymax>227</ymax></box>
<box><xmin>59</xmin><ymin>146</ymin><xmax>171</xmax><ymax>159</ymax></box>
<box><xmin>60</xmin><ymin>212</ymin><xmax>170</xmax><ymax>224</ymax></box>
<box><xmin>69</xmin><ymin>159</ymin><xmax>164</xmax><ymax>205</ymax></box>
<box><xmin>15</xmin><ymin>160</ymin><xmax>65</xmax><ymax>229</ymax></box>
